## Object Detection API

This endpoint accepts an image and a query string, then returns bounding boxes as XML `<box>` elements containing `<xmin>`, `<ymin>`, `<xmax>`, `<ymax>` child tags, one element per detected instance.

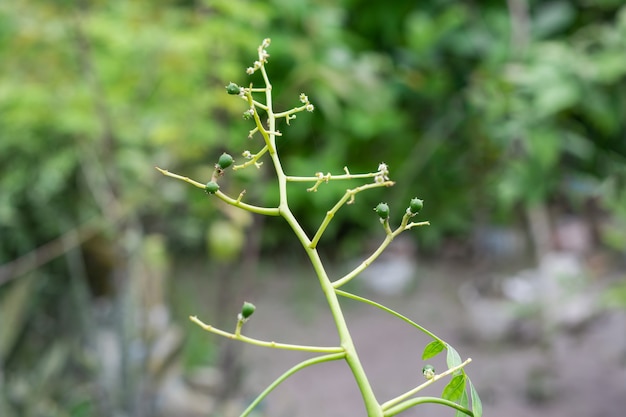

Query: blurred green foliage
<box><xmin>1</xmin><ymin>0</ymin><xmax>626</xmax><ymax>415</ymax></box>
<box><xmin>2</xmin><ymin>0</ymin><xmax>625</xmax><ymax>258</ymax></box>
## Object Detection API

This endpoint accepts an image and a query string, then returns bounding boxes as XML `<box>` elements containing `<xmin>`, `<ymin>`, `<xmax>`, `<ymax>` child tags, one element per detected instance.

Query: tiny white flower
<box><xmin>246</xmin><ymin>67</ymin><xmax>255</xmax><ymax>75</ymax></box>
<box><xmin>306</xmin><ymin>104</ymin><xmax>314</xmax><ymax>112</ymax></box>
<box><xmin>299</xmin><ymin>93</ymin><xmax>308</xmax><ymax>103</ymax></box>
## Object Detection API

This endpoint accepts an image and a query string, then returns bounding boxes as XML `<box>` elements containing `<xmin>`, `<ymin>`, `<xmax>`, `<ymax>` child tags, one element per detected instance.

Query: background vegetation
<box><xmin>1</xmin><ymin>0</ymin><xmax>625</xmax><ymax>416</ymax></box>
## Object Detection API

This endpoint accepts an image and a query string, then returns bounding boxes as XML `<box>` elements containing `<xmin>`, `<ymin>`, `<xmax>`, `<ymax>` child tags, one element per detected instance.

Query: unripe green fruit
<box><xmin>409</xmin><ymin>198</ymin><xmax>424</xmax><ymax>215</ymax></box>
<box><xmin>375</xmin><ymin>202</ymin><xmax>390</xmax><ymax>219</ymax></box>
<box><xmin>241</xmin><ymin>302</ymin><xmax>256</xmax><ymax>319</ymax></box>
<box><xmin>226</xmin><ymin>82</ymin><xmax>241</xmax><ymax>95</ymax></box>
<box><xmin>205</xmin><ymin>181</ymin><xmax>220</xmax><ymax>194</ymax></box>
<box><xmin>217</xmin><ymin>153</ymin><xmax>234</xmax><ymax>169</ymax></box>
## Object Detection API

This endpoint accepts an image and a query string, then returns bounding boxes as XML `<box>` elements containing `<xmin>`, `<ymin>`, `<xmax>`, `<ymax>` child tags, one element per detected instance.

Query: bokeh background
<box><xmin>1</xmin><ymin>0</ymin><xmax>626</xmax><ymax>416</ymax></box>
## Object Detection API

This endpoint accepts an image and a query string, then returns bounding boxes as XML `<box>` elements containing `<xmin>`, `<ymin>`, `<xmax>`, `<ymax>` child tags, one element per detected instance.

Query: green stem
<box><xmin>233</xmin><ymin>145</ymin><xmax>268</xmax><ymax>170</ymax></box>
<box><xmin>240</xmin><ymin>352</ymin><xmax>346</xmax><ymax>417</ymax></box>
<box><xmin>214</xmin><ymin>190</ymin><xmax>279</xmax><ymax>216</ymax></box>
<box><xmin>190</xmin><ymin>316</ymin><xmax>344</xmax><ymax>353</ymax></box>
<box><xmin>259</xmin><ymin>64</ymin><xmax>383</xmax><ymax>417</ymax></box>
<box><xmin>285</xmin><ymin>171</ymin><xmax>378</xmax><ymax>183</ymax></box>
<box><xmin>301</xmin><ymin>245</ymin><xmax>383</xmax><ymax>416</ymax></box>
<box><xmin>383</xmin><ymin>397</ymin><xmax>473</xmax><ymax>417</ymax></box>
<box><xmin>332</xmin><ymin>213</ymin><xmax>428</xmax><ymax>287</ymax></box>
<box><xmin>332</xmin><ymin>234</ymin><xmax>394</xmax><ymax>288</ymax></box>
<box><xmin>309</xmin><ymin>181</ymin><xmax>395</xmax><ymax>248</ymax></box>
<box><xmin>274</xmin><ymin>104</ymin><xmax>309</xmax><ymax>119</ymax></box>
<box><xmin>155</xmin><ymin>167</ymin><xmax>279</xmax><ymax>216</ymax></box>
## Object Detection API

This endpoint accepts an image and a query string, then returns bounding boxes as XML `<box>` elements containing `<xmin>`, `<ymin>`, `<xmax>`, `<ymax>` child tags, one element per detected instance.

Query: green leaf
<box><xmin>455</xmin><ymin>389</ymin><xmax>469</xmax><ymax>417</ymax></box>
<box><xmin>446</xmin><ymin>344</ymin><xmax>463</xmax><ymax>371</ymax></box>
<box><xmin>442</xmin><ymin>374</ymin><xmax>466</xmax><ymax>402</ymax></box>
<box><xmin>469</xmin><ymin>378</ymin><xmax>483</xmax><ymax>417</ymax></box>
<box><xmin>422</xmin><ymin>340</ymin><xmax>445</xmax><ymax>360</ymax></box>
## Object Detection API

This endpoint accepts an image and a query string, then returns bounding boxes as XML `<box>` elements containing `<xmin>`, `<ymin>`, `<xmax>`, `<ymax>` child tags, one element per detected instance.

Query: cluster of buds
<box><xmin>374</xmin><ymin>162</ymin><xmax>390</xmax><ymax>184</ymax></box>
<box><xmin>204</xmin><ymin>153</ymin><xmax>235</xmax><ymax>195</ymax></box>
<box><xmin>299</xmin><ymin>93</ymin><xmax>315</xmax><ymax>112</ymax></box>
<box><xmin>374</xmin><ymin>197</ymin><xmax>424</xmax><ymax>222</ymax></box>
<box><xmin>246</xmin><ymin>38</ymin><xmax>271</xmax><ymax>75</ymax></box>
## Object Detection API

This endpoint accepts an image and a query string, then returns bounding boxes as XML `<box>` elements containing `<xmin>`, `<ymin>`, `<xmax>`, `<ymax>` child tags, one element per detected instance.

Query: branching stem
<box><xmin>309</xmin><ymin>181</ymin><xmax>395</xmax><ymax>248</ymax></box>
<box><xmin>160</xmin><ymin>39</ymin><xmax>478</xmax><ymax>417</ymax></box>
<box><xmin>189</xmin><ymin>316</ymin><xmax>344</xmax><ymax>353</ymax></box>
<box><xmin>332</xmin><ymin>217</ymin><xmax>429</xmax><ymax>288</ymax></box>
<box><xmin>240</xmin><ymin>352</ymin><xmax>346</xmax><ymax>417</ymax></box>
<box><xmin>155</xmin><ymin>167</ymin><xmax>279</xmax><ymax>216</ymax></box>
<box><xmin>383</xmin><ymin>396</ymin><xmax>473</xmax><ymax>417</ymax></box>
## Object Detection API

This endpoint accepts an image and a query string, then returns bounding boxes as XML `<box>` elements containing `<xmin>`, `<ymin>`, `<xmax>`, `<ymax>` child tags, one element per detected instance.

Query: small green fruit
<box><xmin>409</xmin><ymin>198</ymin><xmax>423</xmax><ymax>215</ymax></box>
<box><xmin>375</xmin><ymin>202</ymin><xmax>390</xmax><ymax>219</ymax></box>
<box><xmin>217</xmin><ymin>153</ymin><xmax>234</xmax><ymax>169</ymax></box>
<box><xmin>205</xmin><ymin>181</ymin><xmax>220</xmax><ymax>194</ymax></box>
<box><xmin>226</xmin><ymin>82</ymin><xmax>241</xmax><ymax>95</ymax></box>
<box><xmin>422</xmin><ymin>364</ymin><xmax>435</xmax><ymax>379</ymax></box>
<box><xmin>241</xmin><ymin>302</ymin><xmax>256</xmax><ymax>319</ymax></box>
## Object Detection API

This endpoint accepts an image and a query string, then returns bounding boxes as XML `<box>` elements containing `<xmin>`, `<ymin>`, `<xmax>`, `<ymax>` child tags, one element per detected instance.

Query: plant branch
<box><xmin>309</xmin><ymin>181</ymin><xmax>395</xmax><ymax>248</ymax></box>
<box><xmin>155</xmin><ymin>167</ymin><xmax>279</xmax><ymax>216</ymax></box>
<box><xmin>332</xmin><ymin>215</ymin><xmax>428</xmax><ymax>288</ymax></box>
<box><xmin>335</xmin><ymin>290</ymin><xmax>445</xmax><ymax>344</ymax></box>
<box><xmin>333</xmin><ymin>234</ymin><xmax>394</xmax><ymax>287</ymax></box>
<box><xmin>189</xmin><ymin>316</ymin><xmax>344</xmax><ymax>353</ymax></box>
<box><xmin>240</xmin><ymin>352</ymin><xmax>346</xmax><ymax>417</ymax></box>
<box><xmin>273</xmin><ymin>104</ymin><xmax>310</xmax><ymax>119</ymax></box>
<box><xmin>244</xmin><ymin>92</ymin><xmax>274</xmax><ymax>153</ymax></box>
<box><xmin>286</xmin><ymin>169</ymin><xmax>381</xmax><ymax>188</ymax></box>
<box><xmin>381</xmin><ymin>358</ymin><xmax>473</xmax><ymax>411</ymax></box>
<box><xmin>233</xmin><ymin>146</ymin><xmax>268</xmax><ymax>170</ymax></box>
<box><xmin>383</xmin><ymin>396</ymin><xmax>473</xmax><ymax>417</ymax></box>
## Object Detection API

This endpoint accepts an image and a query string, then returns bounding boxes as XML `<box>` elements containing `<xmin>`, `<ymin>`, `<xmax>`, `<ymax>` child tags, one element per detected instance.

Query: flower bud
<box><xmin>226</xmin><ymin>82</ymin><xmax>241</xmax><ymax>95</ymax></box>
<box><xmin>241</xmin><ymin>302</ymin><xmax>256</xmax><ymax>319</ymax></box>
<box><xmin>409</xmin><ymin>198</ymin><xmax>424</xmax><ymax>215</ymax></box>
<box><xmin>422</xmin><ymin>364</ymin><xmax>435</xmax><ymax>380</ymax></box>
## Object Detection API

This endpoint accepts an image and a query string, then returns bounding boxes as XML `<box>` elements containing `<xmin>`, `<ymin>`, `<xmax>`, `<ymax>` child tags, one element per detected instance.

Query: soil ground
<box><xmin>231</xmin><ymin>261</ymin><xmax>626</xmax><ymax>417</ymax></box>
